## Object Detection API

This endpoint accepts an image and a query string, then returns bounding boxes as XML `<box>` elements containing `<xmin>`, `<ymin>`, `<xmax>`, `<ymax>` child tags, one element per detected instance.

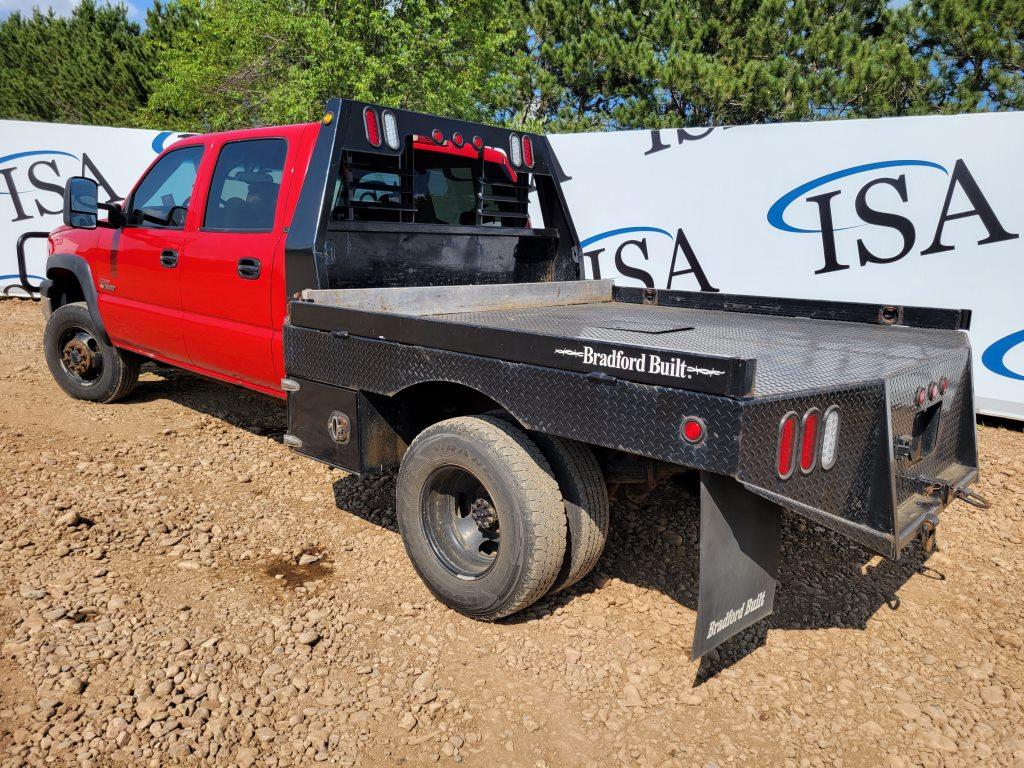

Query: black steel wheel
<box><xmin>396</xmin><ymin>415</ymin><xmax>566</xmax><ymax>620</ymax></box>
<box><xmin>44</xmin><ymin>303</ymin><xmax>141</xmax><ymax>403</ymax></box>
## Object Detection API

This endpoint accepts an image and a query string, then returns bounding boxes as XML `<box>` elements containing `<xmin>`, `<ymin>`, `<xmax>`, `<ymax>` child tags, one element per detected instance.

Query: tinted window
<box><xmin>331</xmin><ymin>147</ymin><xmax>527</xmax><ymax>226</ymax></box>
<box><xmin>131</xmin><ymin>146</ymin><xmax>204</xmax><ymax>229</ymax></box>
<box><xmin>204</xmin><ymin>139</ymin><xmax>287</xmax><ymax>231</ymax></box>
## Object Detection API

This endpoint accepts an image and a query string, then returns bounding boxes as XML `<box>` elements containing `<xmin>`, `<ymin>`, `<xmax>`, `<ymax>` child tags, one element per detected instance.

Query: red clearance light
<box><xmin>431</xmin><ymin>129</ymin><xmax>444</xmax><ymax>144</ymax></box>
<box><xmin>928</xmin><ymin>381</ymin><xmax>940</xmax><ymax>400</ymax></box>
<box><xmin>799</xmin><ymin>408</ymin><xmax>820</xmax><ymax>474</ymax></box>
<box><xmin>680</xmin><ymin>417</ymin><xmax>705</xmax><ymax>444</ymax></box>
<box><xmin>363</xmin><ymin>107</ymin><xmax>381</xmax><ymax>147</ymax></box>
<box><xmin>472</xmin><ymin>135</ymin><xmax>484</xmax><ymax>150</ymax></box>
<box><xmin>452</xmin><ymin>132</ymin><xmax>464</xmax><ymax>148</ymax></box>
<box><xmin>939</xmin><ymin>377</ymin><xmax>949</xmax><ymax>394</ymax></box>
<box><xmin>522</xmin><ymin>136</ymin><xmax>534</xmax><ymax>167</ymax></box>
<box><xmin>777</xmin><ymin>412</ymin><xmax>798</xmax><ymax>479</ymax></box>
<box><xmin>915</xmin><ymin>387</ymin><xmax>927</xmax><ymax>407</ymax></box>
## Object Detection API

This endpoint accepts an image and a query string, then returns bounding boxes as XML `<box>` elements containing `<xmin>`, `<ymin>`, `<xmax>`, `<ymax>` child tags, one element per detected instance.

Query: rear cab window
<box><xmin>331</xmin><ymin>141</ymin><xmax>530</xmax><ymax>228</ymax></box>
<box><xmin>203</xmin><ymin>138</ymin><xmax>288</xmax><ymax>232</ymax></box>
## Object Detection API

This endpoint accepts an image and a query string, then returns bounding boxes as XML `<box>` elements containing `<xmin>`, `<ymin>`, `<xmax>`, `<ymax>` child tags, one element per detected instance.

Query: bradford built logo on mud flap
<box><xmin>555</xmin><ymin>344</ymin><xmax>726</xmax><ymax>381</ymax></box>
<box><xmin>706</xmin><ymin>590</ymin><xmax>767</xmax><ymax>640</ymax></box>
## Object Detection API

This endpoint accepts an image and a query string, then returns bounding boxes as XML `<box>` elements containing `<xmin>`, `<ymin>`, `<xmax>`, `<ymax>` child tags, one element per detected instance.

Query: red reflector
<box><xmin>681</xmin><ymin>417</ymin><xmax>705</xmax><ymax>444</ymax></box>
<box><xmin>431</xmin><ymin>129</ymin><xmax>444</xmax><ymax>144</ymax></box>
<box><xmin>363</xmin><ymin>107</ymin><xmax>381</xmax><ymax>147</ymax></box>
<box><xmin>452</xmin><ymin>132</ymin><xmax>464</xmax><ymax>147</ymax></box>
<box><xmin>799</xmin><ymin>409</ymin><xmax>820</xmax><ymax>474</ymax></box>
<box><xmin>777</xmin><ymin>413</ymin><xmax>798</xmax><ymax>479</ymax></box>
<box><xmin>472</xmin><ymin>135</ymin><xmax>484</xmax><ymax>150</ymax></box>
<box><xmin>522</xmin><ymin>136</ymin><xmax>534</xmax><ymax>167</ymax></box>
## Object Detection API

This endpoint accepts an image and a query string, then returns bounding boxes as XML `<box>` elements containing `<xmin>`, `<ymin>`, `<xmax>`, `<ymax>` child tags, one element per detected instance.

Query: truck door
<box><xmin>179</xmin><ymin>137</ymin><xmax>288</xmax><ymax>390</ymax></box>
<box><xmin>99</xmin><ymin>145</ymin><xmax>204</xmax><ymax>362</ymax></box>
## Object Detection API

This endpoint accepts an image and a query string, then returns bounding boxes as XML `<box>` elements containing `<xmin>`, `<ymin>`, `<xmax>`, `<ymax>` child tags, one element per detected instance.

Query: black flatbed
<box><xmin>288</xmin><ymin>280</ymin><xmax>970</xmax><ymax>399</ymax></box>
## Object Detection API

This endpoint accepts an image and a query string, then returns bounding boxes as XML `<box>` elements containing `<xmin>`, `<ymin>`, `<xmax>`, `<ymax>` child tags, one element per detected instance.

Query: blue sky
<box><xmin>0</xmin><ymin>0</ymin><xmax>146</xmax><ymax>22</ymax></box>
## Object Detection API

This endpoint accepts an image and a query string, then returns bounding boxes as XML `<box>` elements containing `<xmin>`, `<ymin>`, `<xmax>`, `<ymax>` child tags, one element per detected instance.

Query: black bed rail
<box><xmin>616</xmin><ymin>286</ymin><xmax>971</xmax><ymax>331</ymax></box>
<box><xmin>13</xmin><ymin>231</ymin><xmax>48</xmax><ymax>296</ymax></box>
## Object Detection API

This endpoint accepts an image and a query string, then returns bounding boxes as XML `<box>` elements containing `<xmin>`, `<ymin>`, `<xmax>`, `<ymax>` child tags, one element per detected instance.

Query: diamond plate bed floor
<box><xmin>432</xmin><ymin>302</ymin><xmax>969</xmax><ymax>397</ymax></box>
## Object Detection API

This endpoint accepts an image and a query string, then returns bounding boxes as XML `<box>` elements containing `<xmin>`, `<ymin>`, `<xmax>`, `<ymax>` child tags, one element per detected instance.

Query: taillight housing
<box><xmin>381</xmin><ymin>110</ymin><xmax>400</xmax><ymax>150</ymax></box>
<box><xmin>799</xmin><ymin>408</ymin><xmax>820</xmax><ymax>474</ymax></box>
<box><xmin>431</xmin><ymin>128</ymin><xmax>444</xmax><ymax>144</ymax></box>
<box><xmin>451</xmin><ymin>132</ymin><xmax>464</xmax><ymax>148</ymax></box>
<box><xmin>521</xmin><ymin>136</ymin><xmax>534</xmax><ymax>168</ymax></box>
<box><xmin>820</xmin><ymin>406</ymin><xmax>840</xmax><ymax>470</ymax></box>
<box><xmin>363</xmin><ymin>107</ymin><xmax>381</xmax><ymax>147</ymax></box>
<box><xmin>777</xmin><ymin>412</ymin><xmax>799</xmax><ymax>479</ymax></box>
<box><xmin>509</xmin><ymin>133</ymin><xmax>522</xmax><ymax>166</ymax></box>
<box><xmin>472</xmin><ymin>135</ymin><xmax>484</xmax><ymax>150</ymax></box>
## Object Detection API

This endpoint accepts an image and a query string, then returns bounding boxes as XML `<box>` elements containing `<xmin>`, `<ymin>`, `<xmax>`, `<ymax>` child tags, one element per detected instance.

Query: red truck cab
<box><xmin>39</xmin><ymin>113</ymin><xmax>528</xmax><ymax>402</ymax></box>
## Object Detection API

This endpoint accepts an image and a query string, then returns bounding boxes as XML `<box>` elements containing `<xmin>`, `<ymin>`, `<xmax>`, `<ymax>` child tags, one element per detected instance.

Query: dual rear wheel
<box><xmin>396</xmin><ymin>414</ymin><xmax>609</xmax><ymax>620</ymax></box>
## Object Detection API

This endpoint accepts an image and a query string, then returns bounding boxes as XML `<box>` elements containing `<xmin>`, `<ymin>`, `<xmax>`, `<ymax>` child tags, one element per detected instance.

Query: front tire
<box><xmin>396</xmin><ymin>415</ymin><xmax>567</xmax><ymax>620</ymax></box>
<box><xmin>44</xmin><ymin>302</ymin><xmax>140</xmax><ymax>403</ymax></box>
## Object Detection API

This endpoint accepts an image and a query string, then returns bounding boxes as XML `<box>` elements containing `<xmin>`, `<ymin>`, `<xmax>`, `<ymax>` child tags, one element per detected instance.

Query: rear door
<box><xmin>99</xmin><ymin>145</ymin><xmax>204</xmax><ymax>362</ymax></box>
<box><xmin>178</xmin><ymin>136</ymin><xmax>290</xmax><ymax>389</ymax></box>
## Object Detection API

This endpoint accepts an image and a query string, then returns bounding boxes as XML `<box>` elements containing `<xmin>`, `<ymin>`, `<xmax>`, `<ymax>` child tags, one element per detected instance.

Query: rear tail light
<box><xmin>777</xmin><ymin>412</ymin><xmax>798</xmax><ymax>479</ymax></box>
<box><xmin>820</xmin><ymin>406</ymin><xmax>840</xmax><ymax>470</ymax></box>
<box><xmin>472</xmin><ymin>135</ymin><xmax>484</xmax><ymax>150</ymax></box>
<box><xmin>521</xmin><ymin>136</ymin><xmax>534</xmax><ymax>167</ymax></box>
<box><xmin>363</xmin><ymin>107</ymin><xmax>381</xmax><ymax>147</ymax></box>
<box><xmin>452</xmin><ymin>132</ymin><xmax>464</xmax><ymax>148</ymax></box>
<box><xmin>509</xmin><ymin>134</ymin><xmax>522</xmax><ymax>166</ymax></box>
<box><xmin>799</xmin><ymin>408</ymin><xmax>820</xmax><ymax>474</ymax></box>
<box><xmin>382</xmin><ymin>111</ymin><xmax>400</xmax><ymax>150</ymax></box>
<box><xmin>431</xmin><ymin>128</ymin><xmax>444</xmax><ymax>144</ymax></box>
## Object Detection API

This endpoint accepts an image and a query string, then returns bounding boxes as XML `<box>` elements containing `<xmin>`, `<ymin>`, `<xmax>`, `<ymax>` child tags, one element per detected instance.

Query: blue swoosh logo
<box><xmin>982</xmin><ymin>329</ymin><xmax>1024</xmax><ymax>381</ymax></box>
<box><xmin>151</xmin><ymin>131</ymin><xmax>173</xmax><ymax>153</ymax></box>
<box><xmin>0</xmin><ymin>149</ymin><xmax>78</xmax><ymax>165</ymax></box>
<box><xmin>767</xmin><ymin>160</ymin><xmax>948</xmax><ymax>234</ymax></box>
<box><xmin>580</xmin><ymin>226</ymin><xmax>673</xmax><ymax>248</ymax></box>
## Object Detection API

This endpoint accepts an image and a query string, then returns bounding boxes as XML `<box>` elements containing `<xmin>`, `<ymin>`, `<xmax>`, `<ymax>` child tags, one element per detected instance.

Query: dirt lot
<box><xmin>1</xmin><ymin>298</ymin><xmax>1022</xmax><ymax>768</ymax></box>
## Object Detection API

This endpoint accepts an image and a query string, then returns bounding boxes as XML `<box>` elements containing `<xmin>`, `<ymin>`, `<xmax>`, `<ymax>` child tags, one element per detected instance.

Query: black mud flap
<box><xmin>691</xmin><ymin>472</ymin><xmax>782</xmax><ymax>660</ymax></box>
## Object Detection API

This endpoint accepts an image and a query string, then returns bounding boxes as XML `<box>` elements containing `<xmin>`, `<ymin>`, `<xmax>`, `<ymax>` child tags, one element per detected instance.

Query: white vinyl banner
<box><xmin>548</xmin><ymin>112</ymin><xmax>1024</xmax><ymax>420</ymax></box>
<box><xmin>0</xmin><ymin>120</ymin><xmax>189</xmax><ymax>296</ymax></box>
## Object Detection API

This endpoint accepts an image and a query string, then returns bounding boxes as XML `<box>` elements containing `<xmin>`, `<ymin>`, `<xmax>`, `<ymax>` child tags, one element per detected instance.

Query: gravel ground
<box><xmin>1</xmin><ymin>298</ymin><xmax>1022</xmax><ymax>768</ymax></box>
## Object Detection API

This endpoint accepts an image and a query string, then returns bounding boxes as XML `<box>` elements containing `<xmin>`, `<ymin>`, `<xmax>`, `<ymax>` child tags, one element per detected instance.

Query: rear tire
<box><xmin>396</xmin><ymin>415</ymin><xmax>566</xmax><ymax>620</ymax></box>
<box><xmin>530</xmin><ymin>434</ymin><xmax>609</xmax><ymax>593</ymax></box>
<box><xmin>44</xmin><ymin>302</ymin><xmax>140</xmax><ymax>403</ymax></box>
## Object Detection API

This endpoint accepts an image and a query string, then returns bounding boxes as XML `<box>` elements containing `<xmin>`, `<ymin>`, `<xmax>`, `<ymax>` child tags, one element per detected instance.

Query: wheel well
<box><xmin>47</xmin><ymin>268</ymin><xmax>85</xmax><ymax>309</ymax></box>
<box><xmin>377</xmin><ymin>381</ymin><xmax>506</xmax><ymax>438</ymax></box>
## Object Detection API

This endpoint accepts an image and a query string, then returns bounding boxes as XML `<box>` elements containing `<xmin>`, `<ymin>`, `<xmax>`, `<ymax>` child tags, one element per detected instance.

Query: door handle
<box><xmin>160</xmin><ymin>249</ymin><xmax>179</xmax><ymax>268</ymax></box>
<box><xmin>237</xmin><ymin>257</ymin><xmax>261</xmax><ymax>280</ymax></box>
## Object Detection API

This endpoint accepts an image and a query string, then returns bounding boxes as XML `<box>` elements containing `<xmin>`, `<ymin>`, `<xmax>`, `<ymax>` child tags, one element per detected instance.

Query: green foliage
<box><xmin>0</xmin><ymin>0</ymin><xmax>1020</xmax><ymax>132</ymax></box>
<box><xmin>0</xmin><ymin>1</ymin><xmax>152</xmax><ymax>126</ymax></box>
<box><xmin>911</xmin><ymin>0</ymin><xmax>1024</xmax><ymax>112</ymax></box>
<box><xmin>140</xmin><ymin>0</ymin><xmax>521</xmax><ymax>131</ymax></box>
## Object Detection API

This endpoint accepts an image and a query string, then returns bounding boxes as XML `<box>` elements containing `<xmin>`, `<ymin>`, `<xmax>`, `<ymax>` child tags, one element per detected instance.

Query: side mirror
<box><xmin>63</xmin><ymin>176</ymin><xmax>99</xmax><ymax>229</ymax></box>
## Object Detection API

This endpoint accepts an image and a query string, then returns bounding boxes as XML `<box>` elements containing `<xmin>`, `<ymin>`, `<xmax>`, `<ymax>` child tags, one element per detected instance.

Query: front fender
<box><xmin>44</xmin><ymin>253</ymin><xmax>111</xmax><ymax>346</ymax></box>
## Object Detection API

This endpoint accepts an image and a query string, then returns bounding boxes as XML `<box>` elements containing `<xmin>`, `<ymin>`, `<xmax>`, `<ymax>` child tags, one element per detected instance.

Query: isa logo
<box><xmin>767</xmin><ymin>159</ymin><xmax>1018</xmax><ymax>275</ymax></box>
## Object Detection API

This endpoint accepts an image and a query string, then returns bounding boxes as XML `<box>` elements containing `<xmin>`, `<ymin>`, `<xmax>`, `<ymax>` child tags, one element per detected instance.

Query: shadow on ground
<box><xmin>139</xmin><ymin>366</ymin><xmax>933</xmax><ymax>683</ymax></box>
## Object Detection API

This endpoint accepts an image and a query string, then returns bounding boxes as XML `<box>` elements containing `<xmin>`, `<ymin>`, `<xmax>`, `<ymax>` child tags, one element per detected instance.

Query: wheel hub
<box><xmin>57</xmin><ymin>328</ymin><xmax>103</xmax><ymax>385</ymax></box>
<box><xmin>469</xmin><ymin>498</ymin><xmax>498</xmax><ymax>530</ymax></box>
<box><xmin>423</xmin><ymin>466</ymin><xmax>501</xmax><ymax>579</ymax></box>
<box><xmin>62</xmin><ymin>338</ymin><xmax>94</xmax><ymax>375</ymax></box>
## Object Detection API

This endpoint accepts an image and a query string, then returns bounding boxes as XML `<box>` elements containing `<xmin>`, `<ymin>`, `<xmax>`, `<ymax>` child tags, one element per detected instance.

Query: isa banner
<box><xmin>549</xmin><ymin>112</ymin><xmax>1024</xmax><ymax>421</ymax></box>
<box><xmin>0</xmin><ymin>120</ymin><xmax>188</xmax><ymax>295</ymax></box>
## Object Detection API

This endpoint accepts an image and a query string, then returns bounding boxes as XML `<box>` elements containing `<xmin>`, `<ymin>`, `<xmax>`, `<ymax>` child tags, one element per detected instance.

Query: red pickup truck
<box><xmin>36</xmin><ymin>118</ymin><xmax>525</xmax><ymax>401</ymax></box>
<box><xmin>24</xmin><ymin>100</ymin><xmax>983</xmax><ymax>659</ymax></box>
